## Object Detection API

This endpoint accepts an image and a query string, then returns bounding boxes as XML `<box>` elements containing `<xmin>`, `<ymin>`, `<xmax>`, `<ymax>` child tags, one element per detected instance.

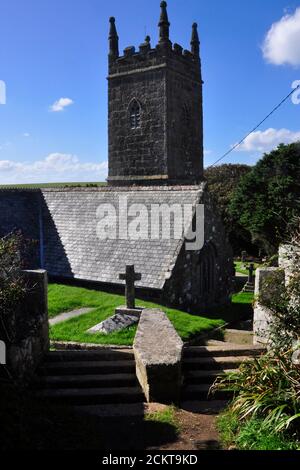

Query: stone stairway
<box><xmin>242</xmin><ymin>281</ymin><xmax>255</xmax><ymax>293</ymax></box>
<box><xmin>181</xmin><ymin>345</ymin><xmax>264</xmax><ymax>402</ymax></box>
<box><xmin>33</xmin><ymin>348</ymin><xmax>145</xmax><ymax>406</ymax></box>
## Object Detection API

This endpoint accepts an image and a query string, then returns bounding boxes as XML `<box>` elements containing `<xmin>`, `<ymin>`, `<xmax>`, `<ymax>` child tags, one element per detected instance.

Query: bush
<box><xmin>258</xmin><ymin>270</ymin><xmax>287</xmax><ymax>314</ymax></box>
<box><xmin>0</xmin><ymin>234</ymin><xmax>26</xmax><ymax>343</ymax></box>
<box><xmin>288</xmin><ymin>216</ymin><xmax>300</xmax><ymax>247</ymax></box>
<box><xmin>262</xmin><ymin>254</ymin><xmax>278</xmax><ymax>267</ymax></box>
<box><xmin>212</xmin><ymin>352</ymin><xmax>300</xmax><ymax>434</ymax></box>
<box><xmin>213</xmin><ymin>267</ymin><xmax>300</xmax><ymax>446</ymax></box>
<box><xmin>258</xmin><ymin>271</ymin><xmax>300</xmax><ymax>352</ymax></box>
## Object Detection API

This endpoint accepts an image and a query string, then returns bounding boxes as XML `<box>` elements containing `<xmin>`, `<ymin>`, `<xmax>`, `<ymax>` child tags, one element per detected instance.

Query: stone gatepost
<box><xmin>253</xmin><ymin>267</ymin><xmax>285</xmax><ymax>345</ymax></box>
<box><xmin>5</xmin><ymin>270</ymin><xmax>49</xmax><ymax>382</ymax></box>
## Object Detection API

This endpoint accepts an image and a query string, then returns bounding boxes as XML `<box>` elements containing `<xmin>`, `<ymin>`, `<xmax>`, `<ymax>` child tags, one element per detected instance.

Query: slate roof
<box><xmin>41</xmin><ymin>185</ymin><xmax>205</xmax><ymax>290</ymax></box>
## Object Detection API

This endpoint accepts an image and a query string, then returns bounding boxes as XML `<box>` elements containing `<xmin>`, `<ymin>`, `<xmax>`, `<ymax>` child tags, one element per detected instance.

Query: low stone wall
<box><xmin>133</xmin><ymin>309</ymin><xmax>183</xmax><ymax>404</ymax></box>
<box><xmin>5</xmin><ymin>270</ymin><xmax>49</xmax><ymax>383</ymax></box>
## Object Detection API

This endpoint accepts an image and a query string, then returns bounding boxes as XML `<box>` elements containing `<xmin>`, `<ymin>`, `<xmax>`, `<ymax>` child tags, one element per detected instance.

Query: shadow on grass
<box><xmin>204</xmin><ymin>291</ymin><xmax>254</xmax><ymax>325</ymax></box>
<box><xmin>0</xmin><ymin>383</ymin><xmax>178</xmax><ymax>451</ymax></box>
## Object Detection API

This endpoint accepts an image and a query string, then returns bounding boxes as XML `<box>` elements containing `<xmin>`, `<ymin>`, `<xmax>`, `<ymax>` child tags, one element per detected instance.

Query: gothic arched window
<box><xmin>198</xmin><ymin>243</ymin><xmax>217</xmax><ymax>296</ymax></box>
<box><xmin>129</xmin><ymin>100</ymin><xmax>141</xmax><ymax>129</ymax></box>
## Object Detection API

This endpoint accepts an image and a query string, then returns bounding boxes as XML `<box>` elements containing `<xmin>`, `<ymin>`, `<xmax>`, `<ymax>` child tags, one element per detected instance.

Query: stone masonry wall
<box><xmin>108</xmin><ymin>44</ymin><xmax>203</xmax><ymax>184</ymax></box>
<box><xmin>166</xmin><ymin>60</ymin><xmax>203</xmax><ymax>182</ymax></box>
<box><xmin>164</xmin><ymin>188</ymin><xmax>233</xmax><ymax>312</ymax></box>
<box><xmin>108</xmin><ymin>68</ymin><xmax>168</xmax><ymax>179</ymax></box>
<box><xmin>279</xmin><ymin>244</ymin><xmax>300</xmax><ymax>285</ymax></box>
<box><xmin>4</xmin><ymin>270</ymin><xmax>49</xmax><ymax>383</ymax></box>
<box><xmin>0</xmin><ymin>190</ymin><xmax>40</xmax><ymax>267</ymax></box>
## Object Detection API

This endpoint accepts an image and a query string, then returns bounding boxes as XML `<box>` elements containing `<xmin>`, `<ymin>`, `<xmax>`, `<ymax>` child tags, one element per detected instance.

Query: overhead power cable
<box><xmin>208</xmin><ymin>84</ymin><xmax>300</xmax><ymax>168</ymax></box>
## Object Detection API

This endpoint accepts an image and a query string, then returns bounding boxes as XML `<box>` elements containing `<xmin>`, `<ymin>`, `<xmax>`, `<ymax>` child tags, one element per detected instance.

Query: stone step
<box><xmin>182</xmin><ymin>384</ymin><xmax>233</xmax><ymax>401</ymax></box>
<box><xmin>183</xmin><ymin>345</ymin><xmax>264</xmax><ymax>358</ymax></box>
<box><xmin>34</xmin><ymin>373</ymin><xmax>138</xmax><ymax>389</ymax></box>
<box><xmin>46</xmin><ymin>349</ymin><xmax>134</xmax><ymax>362</ymax></box>
<box><xmin>184</xmin><ymin>369</ymin><xmax>237</xmax><ymax>385</ymax></box>
<box><xmin>183</xmin><ymin>355</ymin><xmax>252</xmax><ymax>371</ymax></box>
<box><xmin>34</xmin><ymin>386</ymin><xmax>144</xmax><ymax>405</ymax></box>
<box><xmin>223</xmin><ymin>330</ymin><xmax>254</xmax><ymax>345</ymax></box>
<box><xmin>38</xmin><ymin>360</ymin><xmax>136</xmax><ymax>376</ymax></box>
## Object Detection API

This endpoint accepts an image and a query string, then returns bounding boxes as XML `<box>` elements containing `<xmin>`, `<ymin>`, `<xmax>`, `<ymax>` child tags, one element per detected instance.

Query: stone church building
<box><xmin>0</xmin><ymin>2</ymin><xmax>233</xmax><ymax>313</ymax></box>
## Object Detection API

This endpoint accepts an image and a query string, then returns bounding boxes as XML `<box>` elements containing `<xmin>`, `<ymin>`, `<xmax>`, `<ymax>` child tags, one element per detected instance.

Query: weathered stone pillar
<box><xmin>279</xmin><ymin>244</ymin><xmax>300</xmax><ymax>285</ymax></box>
<box><xmin>133</xmin><ymin>309</ymin><xmax>183</xmax><ymax>404</ymax></box>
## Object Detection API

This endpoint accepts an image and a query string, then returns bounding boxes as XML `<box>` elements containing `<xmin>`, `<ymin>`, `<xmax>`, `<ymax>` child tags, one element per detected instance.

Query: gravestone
<box><xmin>248</xmin><ymin>263</ymin><xmax>255</xmax><ymax>284</ymax></box>
<box><xmin>87</xmin><ymin>265</ymin><xmax>143</xmax><ymax>335</ymax></box>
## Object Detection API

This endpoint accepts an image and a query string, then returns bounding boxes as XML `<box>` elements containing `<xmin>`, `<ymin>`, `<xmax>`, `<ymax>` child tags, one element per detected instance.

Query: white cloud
<box><xmin>23</xmin><ymin>133</ymin><xmax>30</xmax><ymax>137</ymax></box>
<box><xmin>235</xmin><ymin>128</ymin><xmax>300</xmax><ymax>153</ymax></box>
<box><xmin>50</xmin><ymin>97</ymin><xmax>74</xmax><ymax>112</ymax></box>
<box><xmin>0</xmin><ymin>153</ymin><xmax>108</xmax><ymax>184</ymax></box>
<box><xmin>262</xmin><ymin>8</ymin><xmax>300</xmax><ymax>66</ymax></box>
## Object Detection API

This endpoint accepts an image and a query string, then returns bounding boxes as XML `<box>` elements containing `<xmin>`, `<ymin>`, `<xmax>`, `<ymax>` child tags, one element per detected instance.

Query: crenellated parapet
<box><xmin>108</xmin><ymin>2</ymin><xmax>202</xmax><ymax>84</ymax></box>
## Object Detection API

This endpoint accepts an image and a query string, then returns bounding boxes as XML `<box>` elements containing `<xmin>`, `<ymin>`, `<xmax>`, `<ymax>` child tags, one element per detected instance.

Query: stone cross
<box><xmin>119</xmin><ymin>265</ymin><xmax>142</xmax><ymax>309</ymax></box>
<box><xmin>248</xmin><ymin>263</ymin><xmax>255</xmax><ymax>283</ymax></box>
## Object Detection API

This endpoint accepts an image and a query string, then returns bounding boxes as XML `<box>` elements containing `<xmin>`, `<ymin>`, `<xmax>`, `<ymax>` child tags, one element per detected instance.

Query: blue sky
<box><xmin>0</xmin><ymin>0</ymin><xmax>300</xmax><ymax>183</ymax></box>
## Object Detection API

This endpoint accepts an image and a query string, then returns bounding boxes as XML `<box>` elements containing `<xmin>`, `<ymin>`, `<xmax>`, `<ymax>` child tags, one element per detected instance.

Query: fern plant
<box><xmin>212</xmin><ymin>351</ymin><xmax>300</xmax><ymax>433</ymax></box>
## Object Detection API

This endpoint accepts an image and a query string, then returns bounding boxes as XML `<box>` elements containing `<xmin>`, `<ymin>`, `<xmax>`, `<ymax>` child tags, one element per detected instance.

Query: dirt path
<box><xmin>146</xmin><ymin>402</ymin><xmax>225</xmax><ymax>451</ymax></box>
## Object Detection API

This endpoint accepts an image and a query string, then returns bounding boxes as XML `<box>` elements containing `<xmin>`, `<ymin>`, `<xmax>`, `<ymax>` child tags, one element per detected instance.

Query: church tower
<box><xmin>107</xmin><ymin>2</ymin><xmax>204</xmax><ymax>185</ymax></box>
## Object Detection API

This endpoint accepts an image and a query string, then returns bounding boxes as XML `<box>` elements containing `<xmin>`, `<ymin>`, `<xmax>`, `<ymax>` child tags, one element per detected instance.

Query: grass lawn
<box><xmin>232</xmin><ymin>291</ymin><xmax>254</xmax><ymax>305</ymax></box>
<box><xmin>145</xmin><ymin>406</ymin><xmax>180</xmax><ymax>436</ymax></box>
<box><xmin>234</xmin><ymin>261</ymin><xmax>260</xmax><ymax>276</ymax></box>
<box><xmin>48</xmin><ymin>284</ymin><xmax>225</xmax><ymax>345</ymax></box>
<box><xmin>48</xmin><ymin>284</ymin><xmax>254</xmax><ymax>346</ymax></box>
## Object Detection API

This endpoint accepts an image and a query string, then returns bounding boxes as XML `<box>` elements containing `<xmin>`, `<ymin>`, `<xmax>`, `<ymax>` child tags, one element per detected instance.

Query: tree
<box><xmin>204</xmin><ymin>163</ymin><xmax>254</xmax><ymax>255</ymax></box>
<box><xmin>229</xmin><ymin>143</ymin><xmax>300</xmax><ymax>255</ymax></box>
